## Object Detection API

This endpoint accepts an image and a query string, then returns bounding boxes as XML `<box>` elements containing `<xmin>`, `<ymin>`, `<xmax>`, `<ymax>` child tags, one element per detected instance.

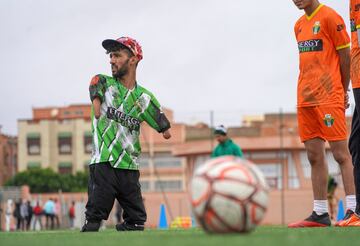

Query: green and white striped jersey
<box><xmin>89</xmin><ymin>74</ymin><xmax>170</xmax><ymax>170</ymax></box>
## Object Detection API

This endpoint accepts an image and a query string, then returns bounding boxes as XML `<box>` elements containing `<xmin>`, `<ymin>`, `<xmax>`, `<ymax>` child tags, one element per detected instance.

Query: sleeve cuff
<box><xmin>159</xmin><ymin>124</ymin><xmax>171</xmax><ymax>133</ymax></box>
<box><xmin>336</xmin><ymin>43</ymin><xmax>350</xmax><ymax>50</ymax></box>
<box><xmin>90</xmin><ymin>94</ymin><xmax>103</xmax><ymax>103</ymax></box>
<box><xmin>157</xmin><ymin>113</ymin><xmax>171</xmax><ymax>133</ymax></box>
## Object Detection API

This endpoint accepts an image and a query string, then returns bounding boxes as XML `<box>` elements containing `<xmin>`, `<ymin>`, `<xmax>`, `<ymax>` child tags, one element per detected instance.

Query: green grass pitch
<box><xmin>0</xmin><ymin>226</ymin><xmax>359</xmax><ymax>246</ymax></box>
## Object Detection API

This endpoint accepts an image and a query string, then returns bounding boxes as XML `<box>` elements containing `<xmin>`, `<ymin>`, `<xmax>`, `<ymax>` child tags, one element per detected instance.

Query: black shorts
<box><xmin>85</xmin><ymin>162</ymin><xmax>146</xmax><ymax>224</ymax></box>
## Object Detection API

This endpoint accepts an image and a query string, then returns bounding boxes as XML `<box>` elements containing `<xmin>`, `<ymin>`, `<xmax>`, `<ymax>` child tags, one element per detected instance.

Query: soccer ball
<box><xmin>190</xmin><ymin>156</ymin><xmax>269</xmax><ymax>233</ymax></box>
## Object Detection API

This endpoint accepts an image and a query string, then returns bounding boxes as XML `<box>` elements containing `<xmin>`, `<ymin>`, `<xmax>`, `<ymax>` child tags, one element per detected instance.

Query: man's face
<box><xmin>292</xmin><ymin>0</ymin><xmax>313</xmax><ymax>10</ymax></box>
<box><xmin>110</xmin><ymin>49</ymin><xmax>131</xmax><ymax>79</ymax></box>
<box><xmin>215</xmin><ymin>134</ymin><xmax>227</xmax><ymax>143</ymax></box>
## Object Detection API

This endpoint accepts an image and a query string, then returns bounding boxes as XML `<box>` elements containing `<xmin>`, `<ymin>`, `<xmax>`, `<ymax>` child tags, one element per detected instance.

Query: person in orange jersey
<box><xmin>289</xmin><ymin>0</ymin><xmax>356</xmax><ymax>228</ymax></box>
<box><xmin>337</xmin><ymin>0</ymin><xmax>360</xmax><ymax>227</ymax></box>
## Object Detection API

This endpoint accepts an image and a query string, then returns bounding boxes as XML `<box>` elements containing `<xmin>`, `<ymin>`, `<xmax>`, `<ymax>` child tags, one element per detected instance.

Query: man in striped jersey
<box><xmin>81</xmin><ymin>37</ymin><xmax>171</xmax><ymax>232</ymax></box>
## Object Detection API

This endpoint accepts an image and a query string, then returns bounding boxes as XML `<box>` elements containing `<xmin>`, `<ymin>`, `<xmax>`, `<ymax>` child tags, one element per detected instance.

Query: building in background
<box><xmin>0</xmin><ymin>128</ymin><xmax>17</xmax><ymax>185</ymax></box>
<box><xmin>174</xmin><ymin>113</ymin><xmax>353</xmax><ymax>190</ymax></box>
<box><xmin>18</xmin><ymin>108</ymin><xmax>353</xmax><ymax>191</ymax></box>
<box><xmin>17</xmin><ymin>105</ymin><xmax>187</xmax><ymax>193</ymax></box>
<box><xmin>18</xmin><ymin>104</ymin><xmax>92</xmax><ymax>174</ymax></box>
<box><xmin>138</xmin><ymin>120</ymin><xmax>186</xmax><ymax>193</ymax></box>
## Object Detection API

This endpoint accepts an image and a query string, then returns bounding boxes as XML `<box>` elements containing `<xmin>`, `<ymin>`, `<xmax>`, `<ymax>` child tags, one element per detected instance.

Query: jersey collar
<box><xmin>221</xmin><ymin>139</ymin><xmax>232</xmax><ymax>146</ymax></box>
<box><xmin>305</xmin><ymin>3</ymin><xmax>324</xmax><ymax>21</ymax></box>
<box><xmin>117</xmin><ymin>79</ymin><xmax>138</xmax><ymax>91</ymax></box>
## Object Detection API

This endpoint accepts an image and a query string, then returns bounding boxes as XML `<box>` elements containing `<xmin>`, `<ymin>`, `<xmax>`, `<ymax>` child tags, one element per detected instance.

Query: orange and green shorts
<box><xmin>297</xmin><ymin>105</ymin><xmax>347</xmax><ymax>142</ymax></box>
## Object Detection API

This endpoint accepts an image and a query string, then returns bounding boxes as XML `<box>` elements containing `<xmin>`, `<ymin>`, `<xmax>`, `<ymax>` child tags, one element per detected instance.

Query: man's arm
<box><xmin>89</xmin><ymin>75</ymin><xmax>105</xmax><ymax>118</ymax></box>
<box><xmin>92</xmin><ymin>97</ymin><xmax>101</xmax><ymax>119</ymax></box>
<box><xmin>338</xmin><ymin>47</ymin><xmax>351</xmax><ymax>90</ymax></box>
<box><xmin>234</xmin><ymin>145</ymin><xmax>244</xmax><ymax>158</ymax></box>
<box><xmin>338</xmin><ymin>47</ymin><xmax>350</xmax><ymax>108</ymax></box>
<box><xmin>162</xmin><ymin>130</ymin><xmax>171</xmax><ymax>139</ymax></box>
<box><xmin>325</xmin><ymin>11</ymin><xmax>350</xmax><ymax>106</ymax></box>
<box><xmin>142</xmin><ymin>92</ymin><xmax>171</xmax><ymax>139</ymax></box>
<box><xmin>211</xmin><ymin>148</ymin><xmax>218</xmax><ymax>158</ymax></box>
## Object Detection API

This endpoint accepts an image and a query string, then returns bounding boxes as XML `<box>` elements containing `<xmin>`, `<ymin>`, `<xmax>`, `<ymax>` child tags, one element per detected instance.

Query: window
<box><xmin>58</xmin><ymin>132</ymin><xmax>72</xmax><ymax>154</ymax></box>
<box><xmin>138</xmin><ymin>153</ymin><xmax>150</xmax><ymax>168</ymax></box>
<box><xmin>58</xmin><ymin>162</ymin><xmax>72</xmax><ymax>174</ymax></box>
<box><xmin>153</xmin><ymin>152</ymin><xmax>182</xmax><ymax>168</ymax></box>
<box><xmin>154</xmin><ymin>158</ymin><xmax>182</xmax><ymax>168</ymax></box>
<box><xmin>243</xmin><ymin>152</ymin><xmax>251</xmax><ymax>159</ymax></box>
<box><xmin>140</xmin><ymin>180</ymin><xmax>151</xmax><ymax>192</ymax></box>
<box><xmin>287</xmin><ymin>153</ymin><xmax>300</xmax><ymax>189</ymax></box>
<box><xmin>84</xmin><ymin>132</ymin><xmax>92</xmax><ymax>154</ymax></box>
<box><xmin>194</xmin><ymin>155</ymin><xmax>211</xmax><ymax>171</ymax></box>
<box><xmin>300</xmin><ymin>151</ymin><xmax>311</xmax><ymax>179</ymax></box>
<box><xmin>75</xmin><ymin>110</ymin><xmax>83</xmax><ymax>116</ymax></box>
<box><xmin>154</xmin><ymin>180</ymin><xmax>183</xmax><ymax>192</ymax></box>
<box><xmin>256</xmin><ymin>163</ymin><xmax>282</xmax><ymax>189</ymax></box>
<box><xmin>249</xmin><ymin>151</ymin><xmax>279</xmax><ymax>160</ymax></box>
<box><xmin>27</xmin><ymin>133</ymin><xmax>41</xmax><ymax>155</ymax></box>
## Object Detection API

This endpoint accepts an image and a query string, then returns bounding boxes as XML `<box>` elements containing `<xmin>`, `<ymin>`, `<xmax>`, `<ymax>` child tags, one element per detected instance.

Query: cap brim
<box><xmin>214</xmin><ymin>131</ymin><xmax>226</xmax><ymax>136</ymax></box>
<box><xmin>102</xmin><ymin>39</ymin><xmax>127</xmax><ymax>51</ymax></box>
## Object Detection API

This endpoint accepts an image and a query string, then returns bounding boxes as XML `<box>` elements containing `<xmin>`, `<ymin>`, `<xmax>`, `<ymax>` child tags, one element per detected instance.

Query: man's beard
<box><xmin>112</xmin><ymin>59</ymin><xmax>129</xmax><ymax>79</ymax></box>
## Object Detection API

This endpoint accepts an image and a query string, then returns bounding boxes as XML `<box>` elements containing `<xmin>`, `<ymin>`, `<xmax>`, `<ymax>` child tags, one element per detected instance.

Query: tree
<box><xmin>5</xmin><ymin>168</ymin><xmax>88</xmax><ymax>193</ymax></box>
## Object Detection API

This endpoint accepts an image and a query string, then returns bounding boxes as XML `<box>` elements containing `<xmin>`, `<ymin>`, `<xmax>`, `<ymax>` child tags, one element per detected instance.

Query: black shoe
<box><xmin>116</xmin><ymin>221</ymin><xmax>144</xmax><ymax>231</ymax></box>
<box><xmin>288</xmin><ymin>211</ymin><xmax>331</xmax><ymax>228</ymax></box>
<box><xmin>81</xmin><ymin>220</ymin><xmax>101</xmax><ymax>232</ymax></box>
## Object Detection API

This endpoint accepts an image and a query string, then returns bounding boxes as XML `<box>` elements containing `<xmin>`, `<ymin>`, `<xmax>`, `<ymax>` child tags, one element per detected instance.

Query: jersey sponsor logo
<box><xmin>313</xmin><ymin>21</ymin><xmax>321</xmax><ymax>35</ymax></box>
<box><xmin>298</xmin><ymin>39</ymin><xmax>323</xmax><ymax>53</ymax></box>
<box><xmin>323</xmin><ymin>114</ymin><xmax>335</xmax><ymax>127</ymax></box>
<box><xmin>106</xmin><ymin>107</ymin><xmax>140</xmax><ymax>131</ymax></box>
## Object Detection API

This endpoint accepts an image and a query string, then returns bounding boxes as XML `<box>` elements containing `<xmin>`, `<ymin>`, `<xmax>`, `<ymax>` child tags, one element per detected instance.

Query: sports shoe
<box><xmin>347</xmin><ymin>213</ymin><xmax>360</xmax><ymax>226</ymax></box>
<box><xmin>335</xmin><ymin>210</ymin><xmax>354</xmax><ymax>227</ymax></box>
<box><xmin>337</xmin><ymin>212</ymin><xmax>360</xmax><ymax>227</ymax></box>
<box><xmin>288</xmin><ymin>211</ymin><xmax>331</xmax><ymax>228</ymax></box>
<box><xmin>81</xmin><ymin>220</ymin><xmax>101</xmax><ymax>232</ymax></box>
<box><xmin>116</xmin><ymin>221</ymin><xmax>145</xmax><ymax>231</ymax></box>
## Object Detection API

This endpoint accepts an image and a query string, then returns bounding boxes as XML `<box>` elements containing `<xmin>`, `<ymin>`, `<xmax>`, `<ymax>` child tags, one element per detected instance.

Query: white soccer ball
<box><xmin>190</xmin><ymin>156</ymin><xmax>269</xmax><ymax>233</ymax></box>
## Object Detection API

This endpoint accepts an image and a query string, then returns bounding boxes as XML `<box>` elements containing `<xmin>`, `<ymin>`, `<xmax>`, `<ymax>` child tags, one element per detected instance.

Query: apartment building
<box><xmin>17</xmin><ymin>104</ymin><xmax>187</xmax><ymax>192</ymax></box>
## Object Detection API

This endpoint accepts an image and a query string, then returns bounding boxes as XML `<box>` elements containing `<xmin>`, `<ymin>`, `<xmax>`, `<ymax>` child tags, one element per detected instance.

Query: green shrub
<box><xmin>5</xmin><ymin>168</ymin><xmax>89</xmax><ymax>193</ymax></box>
